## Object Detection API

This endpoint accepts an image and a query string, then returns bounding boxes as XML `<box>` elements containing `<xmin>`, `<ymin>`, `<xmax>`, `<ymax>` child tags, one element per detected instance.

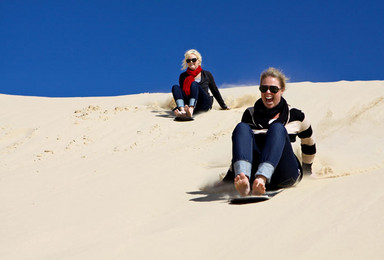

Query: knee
<box><xmin>172</xmin><ymin>84</ymin><xmax>180</xmax><ymax>91</ymax></box>
<box><xmin>190</xmin><ymin>81</ymin><xmax>200</xmax><ymax>91</ymax></box>
<box><xmin>232</xmin><ymin>122</ymin><xmax>252</xmax><ymax>138</ymax></box>
<box><xmin>191</xmin><ymin>81</ymin><xmax>199</xmax><ymax>88</ymax></box>
<box><xmin>269</xmin><ymin>122</ymin><xmax>287</xmax><ymax>134</ymax></box>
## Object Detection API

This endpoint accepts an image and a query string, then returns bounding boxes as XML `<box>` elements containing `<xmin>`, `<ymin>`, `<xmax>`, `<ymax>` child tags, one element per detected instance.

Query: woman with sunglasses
<box><xmin>171</xmin><ymin>49</ymin><xmax>229</xmax><ymax>119</ymax></box>
<box><xmin>223</xmin><ymin>67</ymin><xmax>316</xmax><ymax>196</ymax></box>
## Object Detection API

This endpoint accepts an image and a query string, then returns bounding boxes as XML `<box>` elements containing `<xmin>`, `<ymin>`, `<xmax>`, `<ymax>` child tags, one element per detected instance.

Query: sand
<box><xmin>1</xmin><ymin>80</ymin><xmax>384</xmax><ymax>259</ymax></box>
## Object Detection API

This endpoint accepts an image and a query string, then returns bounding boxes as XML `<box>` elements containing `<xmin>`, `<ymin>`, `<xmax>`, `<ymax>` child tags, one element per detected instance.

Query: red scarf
<box><xmin>182</xmin><ymin>66</ymin><xmax>202</xmax><ymax>96</ymax></box>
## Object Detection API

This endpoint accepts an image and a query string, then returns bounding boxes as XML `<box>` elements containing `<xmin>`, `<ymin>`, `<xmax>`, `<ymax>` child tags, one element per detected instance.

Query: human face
<box><xmin>260</xmin><ymin>76</ymin><xmax>284</xmax><ymax>109</ymax></box>
<box><xmin>186</xmin><ymin>54</ymin><xmax>200</xmax><ymax>70</ymax></box>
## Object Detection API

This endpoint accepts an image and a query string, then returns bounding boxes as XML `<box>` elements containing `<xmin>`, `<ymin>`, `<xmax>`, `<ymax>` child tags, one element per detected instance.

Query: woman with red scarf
<box><xmin>172</xmin><ymin>49</ymin><xmax>229</xmax><ymax>119</ymax></box>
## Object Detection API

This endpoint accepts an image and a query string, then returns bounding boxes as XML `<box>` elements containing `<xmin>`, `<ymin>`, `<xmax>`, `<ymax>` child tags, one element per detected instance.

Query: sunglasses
<box><xmin>186</xmin><ymin>58</ymin><xmax>198</xmax><ymax>63</ymax></box>
<box><xmin>259</xmin><ymin>85</ymin><xmax>281</xmax><ymax>94</ymax></box>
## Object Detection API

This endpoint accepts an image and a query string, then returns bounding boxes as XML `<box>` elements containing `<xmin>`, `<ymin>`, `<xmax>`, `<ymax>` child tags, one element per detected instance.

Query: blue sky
<box><xmin>1</xmin><ymin>0</ymin><xmax>383</xmax><ymax>97</ymax></box>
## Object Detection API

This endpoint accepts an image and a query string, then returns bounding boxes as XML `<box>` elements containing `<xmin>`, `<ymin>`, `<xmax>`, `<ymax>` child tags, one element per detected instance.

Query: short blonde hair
<box><xmin>260</xmin><ymin>67</ymin><xmax>289</xmax><ymax>90</ymax></box>
<box><xmin>181</xmin><ymin>49</ymin><xmax>202</xmax><ymax>70</ymax></box>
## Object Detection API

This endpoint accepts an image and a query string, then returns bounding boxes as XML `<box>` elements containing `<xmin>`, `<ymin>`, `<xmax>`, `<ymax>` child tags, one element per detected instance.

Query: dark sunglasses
<box><xmin>186</xmin><ymin>58</ymin><xmax>198</xmax><ymax>63</ymax></box>
<box><xmin>259</xmin><ymin>85</ymin><xmax>281</xmax><ymax>94</ymax></box>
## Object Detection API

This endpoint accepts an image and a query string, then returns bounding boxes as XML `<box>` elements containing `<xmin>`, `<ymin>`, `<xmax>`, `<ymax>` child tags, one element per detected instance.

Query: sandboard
<box><xmin>229</xmin><ymin>189</ymin><xmax>284</xmax><ymax>204</ymax></box>
<box><xmin>172</xmin><ymin>107</ymin><xmax>194</xmax><ymax>121</ymax></box>
<box><xmin>174</xmin><ymin>116</ymin><xmax>194</xmax><ymax>121</ymax></box>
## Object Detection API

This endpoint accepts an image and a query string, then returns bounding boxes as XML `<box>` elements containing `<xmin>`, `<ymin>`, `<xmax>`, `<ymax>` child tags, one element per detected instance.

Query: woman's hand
<box><xmin>302</xmin><ymin>163</ymin><xmax>313</xmax><ymax>175</ymax></box>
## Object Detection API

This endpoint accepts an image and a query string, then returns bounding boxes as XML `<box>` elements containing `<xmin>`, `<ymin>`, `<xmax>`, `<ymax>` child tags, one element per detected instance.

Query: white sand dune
<box><xmin>1</xmin><ymin>80</ymin><xmax>384</xmax><ymax>259</ymax></box>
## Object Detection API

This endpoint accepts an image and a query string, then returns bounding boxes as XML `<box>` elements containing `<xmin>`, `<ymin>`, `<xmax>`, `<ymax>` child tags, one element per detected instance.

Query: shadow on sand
<box><xmin>187</xmin><ymin>183</ymin><xmax>237</xmax><ymax>203</ymax></box>
<box><xmin>151</xmin><ymin>109</ymin><xmax>175</xmax><ymax>119</ymax></box>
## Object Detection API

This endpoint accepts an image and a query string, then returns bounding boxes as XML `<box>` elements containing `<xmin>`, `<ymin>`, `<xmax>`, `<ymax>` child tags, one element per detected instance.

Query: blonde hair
<box><xmin>181</xmin><ymin>49</ymin><xmax>202</xmax><ymax>70</ymax></box>
<box><xmin>260</xmin><ymin>67</ymin><xmax>289</xmax><ymax>90</ymax></box>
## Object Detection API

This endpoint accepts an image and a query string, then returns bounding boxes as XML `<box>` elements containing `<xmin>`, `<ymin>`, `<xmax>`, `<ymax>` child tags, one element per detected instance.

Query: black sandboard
<box><xmin>229</xmin><ymin>189</ymin><xmax>284</xmax><ymax>204</ymax></box>
<box><xmin>174</xmin><ymin>116</ymin><xmax>194</xmax><ymax>121</ymax></box>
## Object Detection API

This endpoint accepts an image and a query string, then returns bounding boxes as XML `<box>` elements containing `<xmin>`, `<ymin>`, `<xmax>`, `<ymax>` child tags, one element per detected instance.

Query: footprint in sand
<box><xmin>0</xmin><ymin>127</ymin><xmax>37</xmax><ymax>153</ymax></box>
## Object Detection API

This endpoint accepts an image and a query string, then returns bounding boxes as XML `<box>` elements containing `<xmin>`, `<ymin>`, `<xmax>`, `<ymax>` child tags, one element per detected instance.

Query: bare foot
<box><xmin>252</xmin><ymin>175</ymin><xmax>266</xmax><ymax>195</ymax></box>
<box><xmin>174</xmin><ymin>109</ymin><xmax>180</xmax><ymax>117</ymax></box>
<box><xmin>185</xmin><ymin>105</ymin><xmax>194</xmax><ymax>118</ymax></box>
<box><xmin>234</xmin><ymin>173</ymin><xmax>251</xmax><ymax>196</ymax></box>
<box><xmin>174</xmin><ymin>108</ymin><xmax>186</xmax><ymax>117</ymax></box>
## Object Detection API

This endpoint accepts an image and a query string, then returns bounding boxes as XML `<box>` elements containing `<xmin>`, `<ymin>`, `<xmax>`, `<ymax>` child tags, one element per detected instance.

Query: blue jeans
<box><xmin>224</xmin><ymin>122</ymin><xmax>301</xmax><ymax>189</ymax></box>
<box><xmin>172</xmin><ymin>82</ymin><xmax>212</xmax><ymax>112</ymax></box>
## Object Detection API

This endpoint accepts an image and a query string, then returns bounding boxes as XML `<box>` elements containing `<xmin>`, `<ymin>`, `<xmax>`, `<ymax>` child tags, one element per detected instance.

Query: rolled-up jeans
<box><xmin>172</xmin><ymin>82</ymin><xmax>212</xmax><ymax>112</ymax></box>
<box><xmin>224</xmin><ymin>122</ymin><xmax>301</xmax><ymax>189</ymax></box>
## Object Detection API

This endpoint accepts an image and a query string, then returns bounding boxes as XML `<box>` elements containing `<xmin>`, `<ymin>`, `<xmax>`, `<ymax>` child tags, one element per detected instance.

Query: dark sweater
<box><xmin>179</xmin><ymin>69</ymin><xmax>227</xmax><ymax>109</ymax></box>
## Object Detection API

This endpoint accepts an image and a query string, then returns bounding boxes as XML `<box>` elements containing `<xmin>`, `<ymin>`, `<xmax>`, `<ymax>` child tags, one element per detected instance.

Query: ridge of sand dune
<box><xmin>1</xmin><ymin>80</ymin><xmax>383</xmax><ymax>259</ymax></box>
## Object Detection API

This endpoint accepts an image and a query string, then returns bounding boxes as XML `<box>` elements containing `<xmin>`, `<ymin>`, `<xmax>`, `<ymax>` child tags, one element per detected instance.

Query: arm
<box><xmin>179</xmin><ymin>72</ymin><xmax>187</xmax><ymax>87</ymax></box>
<box><xmin>205</xmin><ymin>71</ymin><xmax>228</xmax><ymax>109</ymax></box>
<box><xmin>241</xmin><ymin>107</ymin><xmax>254</xmax><ymax>124</ymax></box>
<box><xmin>298</xmin><ymin>115</ymin><xmax>316</xmax><ymax>175</ymax></box>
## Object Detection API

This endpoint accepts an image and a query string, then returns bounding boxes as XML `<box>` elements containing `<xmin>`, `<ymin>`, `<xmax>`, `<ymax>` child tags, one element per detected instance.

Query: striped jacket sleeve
<box><xmin>297</xmin><ymin>113</ymin><xmax>316</xmax><ymax>164</ymax></box>
<box><xmin>286</xmin><ymin>108</ymin><xmax>316</xmax><ymax>164</ymax></box>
